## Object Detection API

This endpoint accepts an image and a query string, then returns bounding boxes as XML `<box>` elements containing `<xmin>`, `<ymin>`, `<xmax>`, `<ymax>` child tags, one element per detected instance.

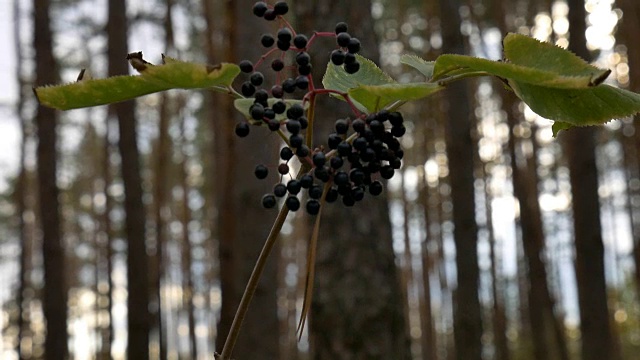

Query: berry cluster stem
<box><xmin>217</xmin><ymin>163</ymin><xmax>311</xmax><ymax>360</ymax></box>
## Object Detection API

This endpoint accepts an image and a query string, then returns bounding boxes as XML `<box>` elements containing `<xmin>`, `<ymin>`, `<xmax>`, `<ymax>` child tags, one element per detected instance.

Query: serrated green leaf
<box><xmin>234</xmin><ymin>98</ymin><xmax>306</xmax><ymax>125</ymax></box>
<box><xmin>503</xmin><ymin>33</ymin><xmax>608</xmax><ymax>84</ymax></box>
<box><xmin>551</xmin><ymin>122</ymin><xmax>574</xmax><ymax>137</ymax></box>
<box><xmin>348</xmin><ymin>82</ymin><xmax>442</xmax><ymax>110</ymax></box>
<box><xmin>322</xmin><ymin>54</ymin><xmax>395</xmax><ymax>112</ymax></box>
<box><xmin>400</xmin><ymin>54</ymin><xmax>435</xmax><ymax>79</ymax></box>
<box><xmin>509</xmin><ymin>80</ymin><xmax>640</xmax><ymax>132</ymax></box>
<box><xmin>35</xmin><ymin>60</ymin><xmax>240</xmax><ymax>110</ymax></box>
<box><xmin>432</xmin><ymin>33</ymin><xmax>610</xmax><ymax>88</ymax></box>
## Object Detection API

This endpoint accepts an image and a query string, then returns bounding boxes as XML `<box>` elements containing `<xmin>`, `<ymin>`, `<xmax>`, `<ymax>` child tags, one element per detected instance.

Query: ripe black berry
<box><xmin>250</xmin><ymin>72</ymin><xmax>264</xmax><ymax>86</ymax></box>
<box><xmin>286</xmin><ymin>119</ymin><xmax>301</xmax><ymax>134</ymax></box>
<box><xmin>296</xmin><ymin>145</ymin><xmax>310</xmax><ymax>157</ymax></box>
<box><xmin>312</xmin><ymin>152</ymin><xmax>326</xmax><ymax>167</ymax></box>
<box><xmin>264</xmin><ymin>108</ymin><xmax>276</xmax><ymax>119</ymax></box>
<box><xmin>254</xmin><ymin>89</ymin><xmax>269</xmax><ymax>103</ymax></box>
<box><xmin>300</xmin><ymin>174</ymin><xmax>314</xmax><ymax>188</ymax></box>
<box><xmin>285</xmin><ymin>195</ymin><xmax>300</xmax><ymax>211</ymax></box>
<box><xmin>277</xmin><ymin>28</ymin><xmax>292</xmax><ymax>42</ymax></box>
<box><xmin>335</xmin><ymin>118</ymin><xmax>349</xmax><ymax>134</ymax></box>
<box><xmin>274</xmin><ymin>183</ymin><xmax>287</xmax><ymax>197</ymax></box>
<box><xmin>314</xmin><ymin>166</ymin><xmax>330</xmax><ymax>182</ymax></box>
<box><xmin>295</xmin><ymin>75</ymin><xmax>309</xmax><ymax>89</ymax></box>
<box><xmin>369</xmin><ymin>119</ymin><xmax>384</xmax><ymax>135</ymax></box>
<box><xmin>282</xmin><ymin>78</ymin><xmax>296</xmax><ymax>93</ymax></box>
<box><xmin>271</xmin><ymin>59</ymin><xmax>285</xmax><ymax>72</ymax></box>
<box><xmin>253</xmin><ymin>2</ymin><xmax>268</xmax><ymax>17</ymax></box>
<box><xmin>369</xmin><ymin>180</ymin><xmax>383</xmax><ymax>196</ymax></box>
<box><xmin>352</xmin><ymin>186</ymin><xmax>365</xmax><ymax>201</ymax></box>
<box><xmin>235</xmin><ymin>122</ymin><xmax>250</xmax><ymax>137</ymax></box>
<box><xmin>280</xmin><ymin>147</ymin><xmax>294</xmax><ymax>161</ymax></box>
<box><xmin>277</xmin><ymin>39</ymin><xmax>291</xmax><ymax>51</ymax></box>
<box><xmin>241</xmin><ymin>81</ymin><xmax>256</xmax><ymax>97</ymax></box>
<box><xmin>344</xmin><ymin>61</ymin><xmax>360</xmax><ymax>74</ymax></box>
<box><xmin>290</xmin><ymin>134</ymin><xmax>304</xmax><ymax>148</ymax></box>
<box><xmin>333</xmin><ymin>171</ymin><xmax>349</xmax><ymax>185</ymax></box>
<box><xmin>296</xmin><ymin>52</ymin><xmax>311</xmax><ymax>66</ymax></box>
<box><xmin>344</xmin><ymin>52</ymin><xmax>356</xmax><ymax>64</ymax></box>
<box><xmin>331</xmin><ymin>49</ymin><xmax>346</xmax><ymax>65</ymax></box>
<box><xmin>298</xmin><ymin>64</ymin><xmax>312</xmax><ymax>76</ymax></box>
<box><xmin>330</xmin><ymin>156</ymin><xmax>344</xmax><ymax>169</ymax></box>
<box><xmin>267</xmin><ymin>119</ymin><xmax>280</xmax><ymax>131</ymax></box>
<box><xmin>239</xmin><ymin>60</ymin><xmax>254</xmax><ymax>73</ymax></box>
<box><xmin>294</xmin><ymin>34</ymin><xmax>308</xmax><ymax>49</ymax></box>
<box><xmin>262</xmin><ymin>194</ymin><xmax>277</xmax><ymax>208</ymax></box>
<box><xmin>352</xmin><ymin>119</ymin><xmax>366</xmax><ymax>133</ymax></box>
<box><xmin>389</xmin><ymin>111</ymin><xmax>404</xmax><ymax>126</ymax></box>
<box><xmin>306</xmin><ymin>199</ymin><xmax>321</xmax><ymax>215</ymax></box>
<box><xmin>337</xmin><ymin>32</ymin><xmax>351</xmax><ymax>47</ymax></box>
<box><xmin>273</xmin><ymin>1</ymin><xmax>289</xmax><ymax>15</ymax></box>
<box><xmin>273</xmin><ymin>101</ymin><xmax>286</xmax><ymax>114</ymax></box>
<box><xmin>342</xmin><ymin>195</ymin><xmax>355</xmax><ymax>207</ymax></box>
<box><xmin>261</xmin><ymin>34</ymin><xmax>275</xmax><ymax>47</ymax></box>
<box><xmin>326</xmin><ymin>187</ymin><xmax>339</xmax><ymax>202</ymax></box>
<box><xmin>271</xmin><ymin>85</ymin><xmax>284</xmax><ymax>98</ymax></box>
<box><xmin>327</xmin><ymin>133</ymin><xmax>342</xmax><ymax>149</ymax></box>
<box><xmin>255</xmin><ymin>164</ymin><xmax>269</xmax><ymax>179</ymax></box>
<box><xmin>250</xmin><ymin>103</ymin><xmax>265</xmax><ymax>120</ymax></box>
<box><xmin>337</xmin><ymin>141</ymin><xmax>352</xmax><ymax>157</ymax></box>
<box><xmin>349</xmin><ymin>168</ymin><xmax>365</xmax><ymax>184</ymax></box>
<box><xmin>278</xmin><ymin>163</ymin><xmax>289</xmax><ymax>175</ymax></box>
<box><xmin>335</xmin><ymin>22</ymin><xmax>348</xmax><ymax>34</ymax></box>
<box><xmin>309</xmin><ymin>184</ymin><xmax>323</xmax><ymax>199</ymax></box>
<box><xmin>287</xmin><ymin>179</ymin><xmax>302</xmax><ymax>194</ymax></box>
<box><xmin>347</xmin><ymin>38</ymin><xmax>361</xmax><ymax>53</ymax></box>
<box><xmin>391</xmin><ymin>124</ymin><xmax>406</xmax><ymax>138</ymax></box>
<box><xmin>264</xmin><ymin>9</ymin><xmax>277</xmax><ymax>21</ymax></box>
<box><xmin>287</xmin><ymin>104</ymin><xmax>304</xmax><ymax>119</ymax></box>
<box><xmin>298</xmin><ymin>116</ymin><xmax>309</xmax><ymax>129</ymax></box>
<box><xmin>353</xmin><ymin>137</ymin><xmax>367</xmax><ymax>151</ymax></box>
<box><xmin>380</xmin><ymin>165</ymin><xmax>395</xmax><ymax>179</ymax></box>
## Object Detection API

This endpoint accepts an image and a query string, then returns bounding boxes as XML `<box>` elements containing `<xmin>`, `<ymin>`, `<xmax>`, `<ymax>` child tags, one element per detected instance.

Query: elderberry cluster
<box><xmin>234</xmin><ymin>1</ymin><xmax>405</xmax><ymax>215</ymax></box>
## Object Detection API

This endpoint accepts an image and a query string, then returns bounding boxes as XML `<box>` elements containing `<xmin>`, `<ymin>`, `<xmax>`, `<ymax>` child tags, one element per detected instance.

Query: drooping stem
<box><xmin>217</xmin><ymin>164</ymin><xmax>311</xmax><ymax>360</ymax></box>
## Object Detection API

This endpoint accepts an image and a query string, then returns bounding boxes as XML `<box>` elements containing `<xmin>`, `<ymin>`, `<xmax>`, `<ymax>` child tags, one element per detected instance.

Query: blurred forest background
<box><xmin>1</xmin><ymin>0</ymin><xmax>640</xmax><ymax>359</ymax></box>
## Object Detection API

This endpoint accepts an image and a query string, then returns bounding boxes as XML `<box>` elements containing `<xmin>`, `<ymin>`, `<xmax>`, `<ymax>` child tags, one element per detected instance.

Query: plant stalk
<box><xmin>217</xmin><ymin>164</ymin><xmax>310</xmax><ymax>360</ymax></box>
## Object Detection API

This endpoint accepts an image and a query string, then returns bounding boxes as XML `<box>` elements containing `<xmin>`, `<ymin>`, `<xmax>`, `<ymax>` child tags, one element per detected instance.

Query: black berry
<box><xmin>273</xmin><ymin>1</ymin><xmax>289</xmax><ymax>15</ymax></box>
<box><xmin>331</xmin><ymin>49</ymin><xmax>346</xmax><ymax>65</ymax></box>
<box><xmin>344</xmin><ymin>61</ymin><xmax>360</xmax><ymax>74</ymax></box>
<box><xmin>300</xmin><ymin>174</ymin><xmax>314</xmax><ymax>188</ymax></box>
<box><xmin>277</xmin><ymin>28</ymin><xmax>292</xmax><ymax>42</ymax></box>
<box><xmin>255</xmin><ymin>164</ymin><xmax>269</xmax><ymax>179</ymax></box>
<box><xmin>235</xmin><ymin>122</ymin><xmax>250</xmax><ymax>137</ymax></box>
<box><xmin>277</xmin><ymin>39</ymin><xmax>291</xmax><ymax>51</ymax></box>
<box><xmin>280</xmin><ymin>147</ymin><xmax>294</xmax><ymax>161</ymax></box>
<box><xmin>335</xmin><ymin>22</ymin><xmax>348</xmax><ymax>34</ymax></box>
<box><xmin>309</xmin><ymin>184</ymin><xmax>323</xmax><ymax>199</ymax></box>
<box><xmin>264</xmin><ymin>9</ymin><xmax>277</xmax><ymax>21</ymax></box>
<box><xmin>262</xmin><ymin>194</ymin><xmax>277</xmax><ymax>208</ymax></box>
<box><xmin>337</xmin><ymin>32</ymin><xmax>351</xmax><ymax>47</ymax></box>
<box><xmin>250</xmin><ymin>72</ymin><xmax>264</xmax><ymax>86</ymax></box>
<box><xmin>287</xmin><ymin>104</ymin><xmax>304</xmax><ymax>119</ymax></box>
<box><xmin>274</xmin><ymin>183</ymin><xmax>287</xmax><ymax>197</ymax></box>
<box><xmin>285</xmin><ymin>195</ymin><xmax>300</xmax><ymax>211</ymax></box>
<box><xmin>347</xmin><ymin>38</ymin><xmax>361</xmax><ymax>53</ymax></box>
<box><xmin>312</xmin><ymin>152</ymin><xmax>326</xmax><ymax>167</ymax></box>
<box><xmin>287</xmin><ymin>179</ymin><xmax>302</xmax><ymax>194</ymax></box>
<box><xmin>369</xmin><ymin>180</ymin><xmax>383</xmax><ymax>196</ymax></box>
<box><xmin>250</xmin><ymin>103</ymin><xmax>265</xmax><ymax>120</ymax></box>
<box><xmin>253</xmin><ymin>2</ymin><xmax>268</xmax><ymax>17</ymax></box>
<box><xmin>239</xmin><ymin>60</ymin><xmax>254</xmax><ymax>73</ymax></box>
<box><xmin>294</xmin><ymin>34</ymin><xmax>308</xmax><ymax>49</ymax></box>
<box><xmin>241</xmin><ymin>81</ymin><xmax>256</xmax><ymax>97</ymax></box>
<box><xmin>261</xmin><ymin>34</ymin><xmax>275</xmax><ymax>47</ymax></box>
<box><xmin>306</xmin><ymin>199</ymin><xmax>321</xmax><ymax>215</ymax></box>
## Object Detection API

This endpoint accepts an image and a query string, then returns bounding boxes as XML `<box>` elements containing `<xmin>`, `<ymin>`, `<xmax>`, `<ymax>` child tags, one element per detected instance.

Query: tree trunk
<box><xmin>294</xmin><ymin>1</ymin><xmax>411</xmax><ymax>358</ymax></box>
<box><xmin>107</xmin><ymin>0</ymin><xmax>150</xmax><ymax>358</ymax></box>
<box><xmin>618</xmin><ymin>0</ymin><xmax>640</xmax><ymax>299</ymax></box>
<box><xmin>565</xmin><ymin>2</ymin><xmax>617</xmax><ymax>359</ymax></box>
<box><xmin>205</xmin><ymin>1</ymin><xmax>280</xmax><ymax>358</ymax></box>
<box><xmin>33</xmin><ymin>0</ymin><xmax>68</xmax><ymax>358</ymax></box>
<box><xmin>437</xmin><ymin>0</ymin><xmax>483</xmax><ymax>358</ymax></box>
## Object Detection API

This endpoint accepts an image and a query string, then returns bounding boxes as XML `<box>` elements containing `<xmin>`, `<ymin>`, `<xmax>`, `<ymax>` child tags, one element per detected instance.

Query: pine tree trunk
<box><xmin>437</xmin><ymin>1</ymin><xmax>483</xmax><ymax>358</ymax></box>
<box><xmin>107</xmin><ymin>0</ymin><xmax>150</xmax><ymax>358</ymax></box>
<box><xmin>33</xmin><ymin>0</ymin><xmax>68</xmax><ymax>358</ymax></box>
<box><xmin>565</xmin><ymin>2</ymin><xmax>617</xmax><ymax>359</ymax></box>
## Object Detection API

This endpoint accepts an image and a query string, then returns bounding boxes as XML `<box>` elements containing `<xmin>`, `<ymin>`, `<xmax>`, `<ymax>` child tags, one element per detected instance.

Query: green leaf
<box><xmin>348</xmin><ymin>82</ymin><xmax>442</xmax><ymax>109</ymax></box>
<box><xmin>400</xmin><ymin>54</ymin><xmax>435</xmax><ymax>79</ymax></box>
<box><xmin>322</xmin><ymin>54</ymin><xmax>395</xmax><ymax>112</ymax></box>
<box><xmin>234</xmin><ymin>98</ymin><xmax>306</xmax><ymax>125</ymax></box>
<box><xmin>35</xmin><ymin>59</ymin><xmax>240</xmax><ymax>110</ymax></box>
<box><xmin>508</xmin><ymin>80</ymin><xmax>640</xmax><ymax>134</ymax></box>
<box><xmin>432</xmin><ymin>33</ymin><xmax>610</xmax><ymax>88</ymax></box>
